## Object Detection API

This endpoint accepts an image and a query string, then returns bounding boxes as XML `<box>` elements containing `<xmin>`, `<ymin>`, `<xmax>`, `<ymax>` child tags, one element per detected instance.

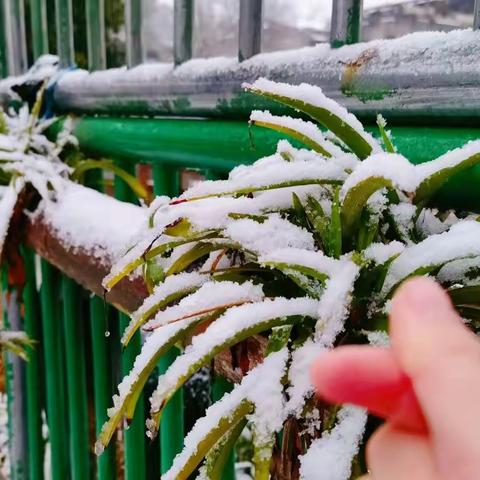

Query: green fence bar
<box><xmin>238</xmin><ymin>0</ymin><xmax>263</xmax><ymax>61</ymax></box>
<box><xmin>114</xmin><ymin>163</ymin><xmax>146</xmax><ymax>480</ymax></box>
<box><xmin>475</xmin><ymin>0</ymin><xmax>480</xmax><ymax>29</ymax></box>
<box><xmin>39</xmin><ymin>261</ymin><xmax>69</xmax><ymax>480</ymax></box>
<box><xmin>152</xmin><ymin>164</ymin><xmax>184</xmax><ymax>473</ymax></box>
<box><xmin>330</xmin><ymin>0</ymin><xmax>363</xmax><ymax>48</ymax></box>
<box><xmin>90</xmin><ymin>296</ymin><xmax>116</xmax><ymax>480</ymax></box>
<box><xmin>22</xmin><ymin>249</ymin><xmax>44</xmax><ymax>480</ymax></box>
<box><xmin>30</xmin><ymin>0</ymin><xmax>48</xmax><ymax>59</ymax></box>
<box><xmin>62</xmin><ymin>276</ymin><xmax>90</xmax><ymax>480</ymax></box>
<box><xmin>55</xmin><ymin>0</ymin><xmax>74</xmax><ymax>67</ymax></box>
<box><xmin>86</xmin><ymin>0</ymin><xmax>106</xmax><ymax>70</ymax></box>
<box><xmin>173</xmin><ymin>0</ymin><xmax>193</xmax><ymax>66</ymax></box>
<box><xmin>0</xmin><ymin>1</ymin><xmax>7</xmax><ymax>77</ymax></box>
<box><xmin>125</xmin><ymin>0</ymin><xmax>143</xmax><ymax>67</ymax></box>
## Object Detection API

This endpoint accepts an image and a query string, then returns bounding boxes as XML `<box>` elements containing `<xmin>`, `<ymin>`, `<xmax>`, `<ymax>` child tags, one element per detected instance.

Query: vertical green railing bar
<box><xmin>0</xmin><ymin>0</ymin><xmax>7</xmax><ymax>77</ymax></box>
<box><xmin>475</xmin><ymin>0</ymin><xmax>480</xmax><ymax>30</ymax></box>
<box><xmin>55</xmin><ymin>0</ymin><xmax>74</xmax><ymax>66</ymax></box>
<box><xmin>62</xmin><ymin>276</ymin><xmax>90</xmax><ymax>480</ymax></box>
<box><xmin>114</xmin><ymin>163</ymin><xmax>146</xmax><ymax>480</ymax></box>
<box><xmin>86</xmin><ymin>0</ymin><xmax>106</xmax><ymax>70</ymax></box>
<box><xmin>90</xmin><ymin>296</ymin><xmax>116</xmax><ymax>480</ymax></box>
<box><xmin>152</xmin><ymin>164</ymin><xmax>184</xmax><ymax>474</ymax></box>
<box><xmin>330</xmin><ymin>0</ymin><xmax>363</xmax><ymax>48</ymax></box>
<box><xmin>125</xmin><ymin>0</ymin><xmax>143</xmax><ymax>67</ymax></box>
<box><xmin>238</xmin><ymin>0</ymin><xmax>263</xmax><ymax>62</ymax></box>
<box><xmin>39</xmin><ymin>261</ymin><xmax>69</xmax><ymax>480</ymax></box>
<box><xmin>173</xmin><ymin>0</ymin><xmax>193</xmax><ymax>66</ymax></box>
<box><xmin>30</xmin><ymin>0</ymin><xmax>48</xmax><ymax>59</ymax></box>
<box><xmin>22</xmin><ymin>249</ymin><xmax>44</xmax><ymax>480</ymax></box>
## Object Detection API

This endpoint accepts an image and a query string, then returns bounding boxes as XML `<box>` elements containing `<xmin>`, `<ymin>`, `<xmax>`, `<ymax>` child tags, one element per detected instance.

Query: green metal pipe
<box><xmin>0</xmin><ymin>1</ymin><xmax>7</xmax><ymax>77</ymax></box>
<box><xmin>54</xmin><ymin>0</ymin><xmax>74</xmax><ymax>67</ymax></box>
<box><xmin>70</xmin><ymin>116</ymin><xmax>480</xmax><ymax>211</ymax></box>
<box><xmin>61</xmin><ymin>276</ymin><xmax>90</xmax><ymax>480</ymax></box>
<box><xmin>30</xmin><ymin>0</ymin><xmax>48</xmax><ymax>59</ymax></box>
<box><xmin>86</xmin><ymin>0</ymin><xmax>106</xmax><ymax>70</ymax></box>
<box><xmin>22</xmin><ymin>248</ymin><xmax>44</xmax><ymax>480</ymax></box>
<box><xmin>114</xmin><ymin>164</ymin><xmax>146</xmax><ymax>480</ymax></box>
<box><xmin>152</xmin><ymin>164</ymin><xmax>184</xmax><ymax>473</ymax></box>
<box><xmin>39</xmin><ymin>261</ymin><xmax>69</xmax><ymax>480</ymax></box>
<box><xmin>125</xmin><ymin>0</ymin><xmax>143</xmax><ymax>67</ymax></box>
<box><xmin>89</xmin><ymin>296</ymin><xmax>116</xmax><ymax>480</ymax></box>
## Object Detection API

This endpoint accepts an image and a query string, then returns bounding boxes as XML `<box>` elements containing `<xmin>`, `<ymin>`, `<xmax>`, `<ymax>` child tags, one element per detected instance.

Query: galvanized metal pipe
<box><xmin>125</xmin><ymin>0</ymin><xmax>143</xmax><ymax>67</ymax></box>
<box><xmin>3</xmin><ymin>0</ymin><xmax>28</xmax><ymax>74</ymax></box>
<box><xmin>238</xmin><ymin>0</ymin><xmax>262</xmax><ymax>61</ymax></box>
<box><xmin>86</xmin><ymin>0</ymin><xmax>106</xmax><ymax>70</ymax></box>
<box><xmin>55</xmin><ymin>0</ymin><xmax>75</xmax><ymax>67</ymax></box>
<box><xmin>475</xmin><ymin>0</ymin><xmax>480</xmax><ymax>30</ymax></box>
<box><xmin>330</xmin><ymin>0</ymin><xmax>363</xmax><ymax>47</ymax></box>
<box><xmin>30</xmin><ymin>0</ymin><xmax>49</xmax><ymax>59</ymax></box>
<box><xmin>173</xmin><ymin>0</ymin><xmax>193</xmax><ymax>66</ymax></box>
<box><xmin>3</xmin><ymin>286</ymin><xmax>28</xmax><ymax>480</ymax></box>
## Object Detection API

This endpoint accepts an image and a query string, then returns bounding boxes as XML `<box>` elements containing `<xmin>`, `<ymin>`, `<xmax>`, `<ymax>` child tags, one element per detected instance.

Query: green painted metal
<box><xmin>39</xmin><ymin>261</ymin><xmax>69</xmax><ymax>480</ymax></box>
<box><xmin>86</xmin><ymin>0</ymin><xmax>106</xmax><ymax>70</ymax></box>
<box><xmin>30</xmin><ymin>0</ymin><xmax>48</xmax><ymax>58</ymax></box>
<box><xmin>125</xmin><ymin>0</ymin><xmax>143</xmax><ymax>67</ymax></box>
<box><xmin>70</xmin><ymin>116</ymin><xmax>480</xmax><ymax>210</ymax></box>
<box><xmin>212</xmin><ymin>377</ymin><xmax>236</xmax><ymax>480</ymax></box>
<box><xmin>4</xmin><ymin>0</ymin><xmax>28</xmax><ymax>74</ymax></box>
<box><xmin>152</xmin><ymin>164</ymin><xmax>185</xmax><ymax>474</ymax></box>
<box><xmin>62</xmin><ymin>276</ymin><xmax>90</xmax><ymax>480</ymax></box>
<box><xmin>90</xmin><ymin>296</ymin><xmax>116</xmax><ymax>480</ymax></box>
<box><xmin>330</xmin><ymin>0</ymin><xmax>363</xmax><ymax>48</ymax></box>
<box><xmin>114</xmin><ymin>163</ymin><xmax>146</xmax><ymax>480</ymax></box>
<box><xmin>173</xmin><ymin>0</ymin><xmax>193</xmax><ymax>66</ymax></box>
<box><xmin>0</xmin><ymin>0</ymin><xmax>7</xmax><ymax>77</ymax></box>
<box><xmin>22</xmin><ymin>248</ymin><xmax>44</xmax><ymax>480</ymax></box>
<box><xmin>55</xmin><ymin>0</ymin><xmax>74</xmax><ymax>67</ymax></box>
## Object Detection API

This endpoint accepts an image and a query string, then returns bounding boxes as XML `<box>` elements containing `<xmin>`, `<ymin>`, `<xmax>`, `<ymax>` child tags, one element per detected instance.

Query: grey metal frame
<box><xmin>239</xmin><ymin>0</ymin><xmax>263</xmax><ymax>61</ymax></box>
<box><xmin>3</xmin><ymin>0</ymin><xmax>28</xmax><ymax>75</ymax></box>
<box><xmin>173</xmin><ymin>0</ymin><xmax>193</xmax><ymax>65</ymax></box>
<box><xmin>475</xmin><ymin>0</ymin><xmax>480</xmax><ymax>30</ymax></box>
<box><xmin>125</xmin><ymin>0</ymin><xmax>144</xmax><ymax>68</ymax></box>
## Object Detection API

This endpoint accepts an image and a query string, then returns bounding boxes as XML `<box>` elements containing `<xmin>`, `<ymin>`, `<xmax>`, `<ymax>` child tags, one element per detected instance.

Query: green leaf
<box><xmin>356</xmin><ymin>208</ymin><xmax>379</xmax><ymax>250</ymax></box>
<box><xmin>265</xmin><ymin>325</ymin><xmax>293</xmax><ymax>355</ymax></box>
<box><xmin>449</xmin><ymin>285</ymin><xmax>480</xmax><ymax>306</ymax></box>
<box><xmin>376</xmin><ymin>114</ymin><xmax>396</xmax><ymax>153</ymax></box>
<box><xmin>326</xmin><ymin>187</ymin><xmax>342</xmax><ymax>258</ymax></box>
<box><xmin>305</xmin><ymin>195</ymin><xmax>329</xmax><ymax>248</ymax></box>
<box><xmin>291</xmin><ymin>193</ymin><xmax>309</xmax><ymax>229</ymax></box>
<box><xmin>414</xmin><ymin>150</ymin><xmax>480</xmax><ymax>207</ymax></box>
<box><xmin>71</xmin><ymin>159</ymin><xmax>151</xmax><ymax>202</ymax></box>
<box><xmin>247</xmin><ymin>83</ymin><xmax>375</xmax><ymax>159</ymax></box>
<box><xmin>341</xmin><ymin>177</ymin><xmax>393</xmax><ymax>239</ymax></box>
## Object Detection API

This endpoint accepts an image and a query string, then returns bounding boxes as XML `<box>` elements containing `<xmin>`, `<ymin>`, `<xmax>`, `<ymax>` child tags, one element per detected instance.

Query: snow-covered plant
<box><xmin>97</xmin><ymin>78</ymin><xmax>480</xmax><ymax>480</ymax></box>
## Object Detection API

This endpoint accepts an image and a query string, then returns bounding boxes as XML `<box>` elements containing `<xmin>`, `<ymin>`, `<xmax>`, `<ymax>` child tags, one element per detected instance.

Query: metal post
<box><xmin>39</xmin><ymin>261</ymin><xmax>69</xmax><ymax>480</ymax></box>
<box><xmin>90</xmin><ymin>296</ymin><xmax>116</xmax><ymax>480</ymax></box>
<box><xmin>3</xmin><ymin>286</ymin><xmax>27</xmax><ymax>480</ymax></box>
<box><xmin>114</xmin><ymin>164</ymin><xmax>146</xmax><ymax>480</ymax></box>
<box><xmin>30</xmin><ymin>0</ymin><xmax>49</xmax><ymax>59</ymax></box>
<box><xmin>475</xmin><ymin>0</ymin><xmax>480</xmax><ymax>30</ymax></box>
<box><xmin>238</xmin><ymin>0</ymin><xmax>262</xmax><ymax>62</ymax></box>
<box><xmin>3</xmin><ymin>0</ymin><xmax>28</xmax><ymax>74</ymax></box>
<box><xmin>22</xmin><ymin>249</ymin><xmax>44</xmax><ymax>480</ymax></box>
<box><xmin>86</xmin><ymin>0</ymin><xmax>106</xmax><ymax>70</ymax></box>
<box><xmin>152</xmin><ymin>164</ymin><xmax>184</xmax><ymax>473</ymax></box>
<box><xmin>125</xmin><ymin>0</ymin><xmax>143</xmax><ymax>67</ymax></box>
<box><xmin>0</xmin><ymin>1</ymin><xmax>8</xmax><ymax>77</ymax></box>
<box><xmin>173</xmin><ymin>0</ymin><xmax>193</xmax><ymax>66</ymax></box>
<box><xmin>62</xmin><ymin>277</ymin><xmax>90</xmax><ymax>480</ymax></box>
<box><xmin>330</xmin><ymin>0</ymin><xmax>363</xmax><ymax>48</ymax></box>
<box><xmin>55</xmin><ymin>0</ymin><xmax>75</xmax><ymax>67</ymax></box>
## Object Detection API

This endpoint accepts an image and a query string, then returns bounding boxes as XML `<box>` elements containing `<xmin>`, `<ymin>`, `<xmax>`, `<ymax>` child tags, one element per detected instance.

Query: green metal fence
<box><xmin>2</xmin><ymin>1</ymin><xmax>480</xmax><ymax>479</ymax></box>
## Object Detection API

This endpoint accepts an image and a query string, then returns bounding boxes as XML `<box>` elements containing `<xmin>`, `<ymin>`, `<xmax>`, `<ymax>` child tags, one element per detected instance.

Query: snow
<box><xmin>144</xmin><ymin>280</ymin><xmax>264</xmax><ymax>330</ymax></box>
<box><xmin>299</xmin><ymin>406</ymin><xmax>367</xmax><ymax>480</ymax></box>
<box><xmin>0</xmin><ymin>178</ymin><xmax>24</xmax><ymax>255</ymax></box>
<box><xmin>162</xmin><ymin>349</ymin><xmax>288</xmax><ymax>480</ymax></box>
<box><xmin>363</xmin><ymin>241</ymin><xmax>405</xmax><ymax>265</ymax></box>
<box><xmin>437</xmin><ymin>257</ymin><xmax>480</xmax><ymax>286</ymax></box>
<box><xmin>249</xmin><ymin>110</ymin><xmax>345</xmax><ymax>158</ymax></box>
<box><xmin>40</xmin><ymin>182</ymin><xmax>147</xmax><ymax>263</ymax></box>
<box><xmin>382</xmin><ymin>221</ymin><xmax>480</xmax><ymax>295</ymax></box>
<box><xmin>245</xmin><ymin>78</ymin><xmax>381</xmax><ymax>154</ymax></box>
<box><xmin>149</xmin><ymin>298</ymin><xmax>319</xmax><ymax>416</ymax></box>
<box><xmin>123</xmin><ymin>271</ymin><xmax>209</xmax><ymax>344</ymax></box>
<box><xmin>224</xmin><ymin>214</ymin><xmax>315</xmax><ymax>255</ymax></box>
<box><xmin>341</xmin><ymin>153</ymin><xmax>417</xmax><ymax>201</ymax></box>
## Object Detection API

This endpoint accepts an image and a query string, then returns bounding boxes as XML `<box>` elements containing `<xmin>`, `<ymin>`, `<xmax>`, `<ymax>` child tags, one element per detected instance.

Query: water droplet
<box><xmin>105</xmin><ymin>330</ymin><xmax>110</xmax><ymax>338</ymax></box>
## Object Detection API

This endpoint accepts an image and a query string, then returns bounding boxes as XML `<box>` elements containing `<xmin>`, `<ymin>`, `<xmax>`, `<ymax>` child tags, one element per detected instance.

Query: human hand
<box><xmin>311</xmin><ymin>277</ymin><xmax>480</xmax><ymax>480</ymax></box>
